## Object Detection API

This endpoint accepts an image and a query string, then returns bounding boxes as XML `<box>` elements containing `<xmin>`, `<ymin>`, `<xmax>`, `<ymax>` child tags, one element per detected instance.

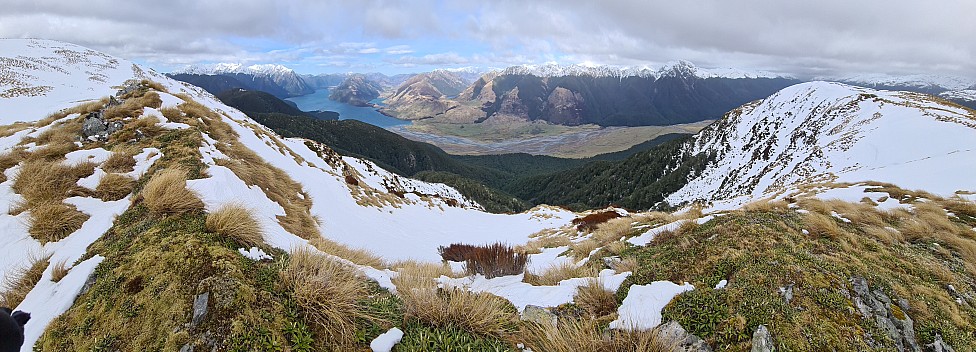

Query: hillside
<box><xmin>329</xmin><ymin>74</ymin><xmax>382</xmax><ymax>107</ymax></box>
<box><xmin>1</xmin><ymin>40</ymin><xmax>974</xmax><ymax>352</ymax></box>
<box><xmin>381</xmin><ymin>62</ymin><xmax>799</xmax><ymax>126</ymax></box>
<box><xmin>380</xmin><ymin>70</ymin><xmax>476</xmax><ymax>121</ymax></box>
<box><xmin>169</xmin><ymin>64</ymin><xmax>313</xmax><ymax>98</ymax></box>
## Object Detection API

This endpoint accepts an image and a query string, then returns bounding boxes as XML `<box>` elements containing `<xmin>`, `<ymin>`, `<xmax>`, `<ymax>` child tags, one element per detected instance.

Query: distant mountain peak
<box><xmin>497</xmin><ymin>61</ymin><xmax>788</xmax><ymax>80</ymax></box>
<box><xmin>172</xmin><ymin>63</ymin><xmax>296</xmax><ymax>76</ymax></box>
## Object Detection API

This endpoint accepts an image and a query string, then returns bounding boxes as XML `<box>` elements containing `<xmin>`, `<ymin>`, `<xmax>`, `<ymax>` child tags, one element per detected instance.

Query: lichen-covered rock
<box><xmin>657</xmin><ymin>321</ymin><xmax>712</xmax><ymax>352</ymax></box>
<box><xmin>521</xmin><ymin>305</ymin><xmax>557</xmax><ymax>326</ymax></box>
<box><xmin>751</xmin><ymin>324</ymin><xmax>774</xmax><ymax>352</ymax></box>
<box><xmin>851</xmin><ymin>276</ymin><xmax>921</xmax><ymax>352</ymax></box>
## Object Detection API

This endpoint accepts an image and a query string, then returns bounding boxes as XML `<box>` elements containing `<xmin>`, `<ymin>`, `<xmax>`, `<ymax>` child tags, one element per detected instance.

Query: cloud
<box><xmin>0</xmin><ymin>0</ymin><xmax>972</xmax><ymax>76</ymax></box>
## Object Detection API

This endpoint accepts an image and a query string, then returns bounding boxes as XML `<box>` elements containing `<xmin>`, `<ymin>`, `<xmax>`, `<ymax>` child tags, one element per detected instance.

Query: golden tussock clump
<box><xmin>50</xmin><ymin>258</ymin><xmax>70</xmax><ymax>283</ymax></box>
<box><xmin>28</xmin><ymin>202</ymin><xmax>90</xmax><ymax>243</ymax></box>
<box><xmin>282</xmin><ymin>247</ymin><xmax>373</xmax><ymax>347</ymax></box>
<box><xmin>520</xmin><ymin>318</ymin><xmax>676</xmax><ymax>352</ymax></box>
<box><xmin>205</xmin><ymin>204</ymin><xmax>264</xmax><ymax>247</ymax></box>
<box><xmin>102</xmin><ymin>149</ymin><xmax>137</xmax><ymax>173</ymax></box>
<box><xmin>95</xmin><ymin>173</ymin><xmax>135</xmax><ymax>201</ymax></box>
<box><xmin>523</xmin><ymin>261</ymin><xmax>596</xmax><ymax>286</ymax></box>
<box><xmin>141</xmin><ymin>168</ymin><xmax>204</xmax><ymax>215</ymax></box>
<box><xmin>0</xmin><ymin>253</ymin><xmax>50</xmax><ymax>308</ymax></box>
<box><xmin>573</xmin><ymin>279</ymin><xmax>619</xmax><ymax>318</ymax></box>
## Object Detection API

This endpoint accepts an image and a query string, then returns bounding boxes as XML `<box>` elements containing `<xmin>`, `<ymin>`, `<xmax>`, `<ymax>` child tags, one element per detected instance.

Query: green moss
<box><xmin>394</xmin><ymin>321</ymin><xmax>515</xmax><ymax>352</ymax></box>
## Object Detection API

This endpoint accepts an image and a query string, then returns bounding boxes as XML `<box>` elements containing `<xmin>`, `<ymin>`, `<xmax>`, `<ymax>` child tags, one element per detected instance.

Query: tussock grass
<box><xmin>1</xmin><ymin>253</ymin><xmax>50</xmax><ymax>307</ymax></box>
<box><xmin>205</xmin><ymin>203</ymin><xmax>263</xmax><ymax>247</ymax></box>
<box><xmin>0</xmin><ymin>148</ymin><xmax>26</xmax><ymax>183</ymax></box>
<box><xmin>95</xmin><ymin>173</ymin><xmax>135</xmax><ymax>201</ymax></box>
<box><xmin>604</xmin><ymin>240</ymin><xmax>629</xmax><ymax>256</ymax></box>
<box><xmin>50</xmin><ymin>258</ymin><xmax>69</xmax><ymax>283</ymax></box>
<box><xmin>742</xmin><ymin>199</ymin><xmax>790</xmax><ymax>212</ymax></box>
<box><xmin>520</xmin><ymin>318</ymin><xmax>675</xmax><ymax>352</ymax></box>
<box><xmin>103</xmin><ymin>91</ymin><xmax>161</xmax><ymax>121</ymax></box>
<box><xmin>802</xmin><ymin>212</ymin><xmax>845</xmax><ymax>240</ymax></box>
<box><xmin>141</xmin><ymin>169</ymin><xmax>204</xmax><ymax>215</ymax></box>
<box><xmin>12</xmin><ymin>159</ymin><xmax>94</xmax><ymax>208</ymax></box>
<box><xmin>574</xmin><ymin>279</ymin><xmax>618</xmax><ymax>318</ymax></box>
<box><xmin>394</xmin><ymin>264</ymin><xmax>518</xmax><ymax>338</ymax></box>
<box><xmin>282</xmin><ymin>247</ymin><xmax>373</xmax><ymax>347</ymax></box>
<box><xmin>102</xmin><ymin>148</ymin><xmax>137</xmax><ymax>173</ymax></box>
<box><xmin>391</xmin><ymin>260</ymin><xmax>462</xmax><ymax>280</ymax></box>
<box><xmin>28</xmin><ymin>202</ymin><xmax>90</xmax><ymax>243</ymax></box>
<box><xmin>524</xmin><ymin>261</ymin><xmax>595</xmax><ymax>286</ymax></box>
<box><xmin>570</xmin><ymin>239</ymin><xmax>601</xmax><ymax>260</ymax></box>
<box><xmin>309</xmin><ymin>237</ymin><xmax>386</xmax><ymax>268</ymax></box>
<box><xmin>0</xmin><ymin>122</ymin><xmax>31</xmax><ymax>138</ymax></box>
<box><xmin>593</xmin><ymin>217</ymin><xmax>637</xmax><ymax>244</ymax></box>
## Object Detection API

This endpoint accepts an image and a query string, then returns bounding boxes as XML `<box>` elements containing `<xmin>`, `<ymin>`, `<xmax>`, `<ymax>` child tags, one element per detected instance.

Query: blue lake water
<box><xmin>285</xmin><ymin>89</ymin><xmax>409</xmax><ymax>128</ymax></box>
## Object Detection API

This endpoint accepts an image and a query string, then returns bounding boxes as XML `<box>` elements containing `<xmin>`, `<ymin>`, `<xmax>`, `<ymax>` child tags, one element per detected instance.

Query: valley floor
<box><xmin>390</xmin><ymin>120</ymin><xmax>713</xmax><ymax>158</ymax></box>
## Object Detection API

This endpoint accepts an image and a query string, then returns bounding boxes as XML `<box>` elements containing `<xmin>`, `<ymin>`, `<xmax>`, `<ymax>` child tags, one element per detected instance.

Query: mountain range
<box><xmin>3</xmin><ymin>39</ymin><xmax>974</xmax><ymax>352</ymax></box>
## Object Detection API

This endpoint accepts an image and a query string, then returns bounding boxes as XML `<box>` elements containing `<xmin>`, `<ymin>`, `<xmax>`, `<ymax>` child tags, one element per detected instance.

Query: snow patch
<box><xmin>610</xmin><ymin>281</ymin><xmax>695</xmax><ymax>330</ymax></box>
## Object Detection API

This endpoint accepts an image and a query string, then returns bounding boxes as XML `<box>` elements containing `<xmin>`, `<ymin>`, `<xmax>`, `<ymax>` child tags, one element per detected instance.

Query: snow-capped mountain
<box><xmin>498</xmin><ymin>60</ymin><xmax>790</xmax><ymax>80</ymax></box>
<box><xmin>835</xmin><ymin>73</ymin><xmax>975</xmax><ymax>93</ymax></box>
<box><xmin>169</xmin><ymin>62</ymin><xmax>313</xmax><ymax>97</ymax></box>
<box><xmin>665</xmin><ymin>81</ymin><xmax>976</xmax><ymax>205</ymax></box>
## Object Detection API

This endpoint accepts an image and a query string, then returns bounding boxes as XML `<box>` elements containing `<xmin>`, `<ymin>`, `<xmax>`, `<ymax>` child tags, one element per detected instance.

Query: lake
<box><xmin>285</xmin><ymin>89</ymin><xmax>409</xmax><ymax>128</ymax></box>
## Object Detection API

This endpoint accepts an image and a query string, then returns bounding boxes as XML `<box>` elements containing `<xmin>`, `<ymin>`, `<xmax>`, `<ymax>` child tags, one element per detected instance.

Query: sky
<box><xmin>1</xmin><ymin>0</ymin><xmax>974</xmax><ymax>78</ymax></box>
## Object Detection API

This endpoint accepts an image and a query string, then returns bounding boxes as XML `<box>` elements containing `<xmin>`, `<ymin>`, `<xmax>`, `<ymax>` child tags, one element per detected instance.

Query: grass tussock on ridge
<box><xmin>520</xmin><ymin>318</ymin><xmax>676</xmax><ymax>352</ymax></box>
<box><xmin>141</xmin><ymin>169</ymin><xmax>204</xmax><ymax>215</ymax></box>
<box><xmin>523</xmin><ymin>261</ymin><xmax>596</xmax><ymax>286</ymax></box>
<box><xmin>205</xmin><ymin>204</ymin><xmax>263</xmax><ymax>247</ymax></box>
<box><xmin>394</xmin><ymin>265</ymin><xmax>519</xmax><ymax>339</ymax></box>
<box><xmin>1</xmin><ymin>253</ymin><xmax>50</xmax><ymax>308</ymax></box>
<box><xmin>96</xmin><ymin>173</ymin><xmax>135</xmax><ymax>201</ymax></box>
<box><xmin>282</xmin><ymin>247</ymin><xmax>374</xmax><ymax>348</ymax></box>
<box><xmin>28</xmin><ymin>202</ymin><xmax>90</xmax><ymax>243</ymax></box>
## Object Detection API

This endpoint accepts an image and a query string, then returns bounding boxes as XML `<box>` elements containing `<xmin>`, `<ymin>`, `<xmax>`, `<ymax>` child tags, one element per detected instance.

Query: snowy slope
<box><xmin>0</xmin><ymin>39</ymin><xmax>585</xmax><ymax>349</ymax></box>
<box><xmin>836</xmin><ymin>73</ymin><xmax>975</xmax><ymax>92</ymax></box>
<box><xmin>666</xmin><ymin>81</ymin><xmax>976</xmax><ymax>204</ymax></box>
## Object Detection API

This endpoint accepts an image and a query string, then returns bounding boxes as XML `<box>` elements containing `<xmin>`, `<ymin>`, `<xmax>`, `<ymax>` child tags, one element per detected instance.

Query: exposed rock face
<box><xmin>850</xmin><ymin>276</ymin><xmax>920</xmax><ymax>352</ymax></box>
<box><xmin>925</xmin><ymin>334</ymin><xmax>956</xmax><ymax>352</ymax></box>
<box><xmin>751</xmin><ymin>324</ymin><xmax>774</xmax><ymax>352</ymax></box>
<box><xmin>543</xmin><ymin>87</ymin><xmax>584</xmax><ymax>125</ymax></box>
<box><xmin>657</xmin><ymin>321</ymin><xmax>712</xmax><ymax>352</ymax></box>
<box><xmin>190</xmin><ymin>292</ymin><xmax>209</xmax><ymax>328</ymax></box>
<box><xmin>329</xmin><ymin>74</ymin><xmax>381</xmax><ymax>106</ymax></box>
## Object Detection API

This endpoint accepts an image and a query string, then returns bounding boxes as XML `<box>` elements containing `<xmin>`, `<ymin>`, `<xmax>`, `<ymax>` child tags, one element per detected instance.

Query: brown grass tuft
<box><xmin>50</xmin><ymin>258</ymin><xmax>70</xmax><ymax>283</ymax></box>
<box><xmin>141</xmin><ymin>169</ymin><xmax>204</xmax><ymax>215</ymax></box>
<box><xmin>205</xmin><ymin>203</ymin><xmax>264</xmax><ymax>247</ymax></box>
<box><xmin>524</xmin><ymin>261</ymin><xmax>595</xmax><ymax>286</ymax></box>
<box><xmin>95</xmin><ymin>173</ymin><xmax>135</xmax><ymax>201</ymax></box>
<box><xmin>803</xmin><ymin>212</ymin><xmax>845</xmax><ymax>240</ymax></box>
<box><xmin>282</xmin><ymin>247</ymin><xmax>372</xmax><ymax>347</ymax></box>
<box><xmin>395</xmin><ymin>265</ymin><xmax>518</xmax><ymax>338</ymax></box>
<box><xmin>1</xmin><ymin>253</ymin><xmax>50</xmax><ymax>307</ymax></box>
<box><xmin>574</xmin><ymin>279</ymin><xmax>618</xmax><ymax>318</ymax></box>
<box><xmin>309</xmin><ymin>237</ymin><xmax>386</xmax><ymax>268</ymax></box>
<box><xmin>521</xmin><ymin>318</ymin><xmax>676</xmax><ymax>352</ymax></box>
<box><xmin>570</xmin><ymin>239</ymin><xmax>601</xmax><ymax>261</ymax></box>
<box><xmin>102</xmin><ymin>149</ymin><xmax>137</xmax><ymax>173</ymax></box>
<box><xmin>28</xmin><ymin>202</ymin><xmax>90</xmax><ymax>243</ymax></box>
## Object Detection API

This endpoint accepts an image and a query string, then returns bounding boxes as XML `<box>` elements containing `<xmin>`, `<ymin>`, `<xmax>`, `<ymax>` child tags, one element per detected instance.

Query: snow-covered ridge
<box><xmin>172</xmin><ymin>62</ymin><xmax>296</xmax><ymax>76</ymax></box>
<box><xmin>666</xmin><ymin>81</ymin><xmax>976</xmax><ymax>205</ymax></box>
<box><xmin>834</xmin><ymin>73</ymin><xmax>976</xmax><ymax>92</ymax></box>
<box><xmin>940</xmin><ymin>89</ymin><xmax>976</xmax><ymax>102</ymax></box>
<box><xmin>498</xmin><ymin>60</ymin><xmax>790</xmax><ymax>80</ymax></box>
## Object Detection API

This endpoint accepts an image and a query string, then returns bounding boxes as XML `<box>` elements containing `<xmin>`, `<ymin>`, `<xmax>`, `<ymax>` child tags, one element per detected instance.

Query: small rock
<box><xmin>602</xmin><ymin>256</ymin><xmax>623</xmax><ymax>270</ymax></box>
<box><xmin>778</xmin><ymin>283</ymin><xmax>794</xmax><ymax>304</ymax></box>
<box><xmin>190</xmin><ymin>292</ymin><xmax>209</xmax><ymax>328</ymax></box>
<box><xmin>925</xmin><ymin>334</ymin><xmax>955</xmax><ymax>352</ymax></box>
<box><xmin>179</xmin><ymin>344</ymin><xmax>193</xmax><ymax>352</ymax></box>
<box><xmin>521</xmin><ymin>305</ymin><xmax>557</xmax><ymax>326</ymax></box>
<box><xmin>657</xmin><ymin>321</ymin><xmax>712</xmax><ymax>352</ymax></box>
<box><xmin>751</xmin><ymin>324</ymin><xmax>775</xmax><ymax>352</ymax></box>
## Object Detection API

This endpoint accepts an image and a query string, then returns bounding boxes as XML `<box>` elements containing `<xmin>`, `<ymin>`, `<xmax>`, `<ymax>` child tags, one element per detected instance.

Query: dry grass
<box><xmin>63</xmin><ymin>97</ymin><xmax>109</xmax><ymax>116</ymax></box>
<box><xmin>205</xmin><ymin>203</ymin><xmax>264</xmax><ymax>247</ymax></box>
<box><xmin>395</xmin><ymin>265</ymin><xmax>518</xmax><ymax>338</ymax></box>
<box><xmin>802</xmin><ymin>212</ymin><xmax>845</xmax><ymax>240</ymax></box>
<box><xmin>282</xmin><ymin>247</ymin><xmax>372</xmax><ymax>347</ymax></box>
<box><xmin>592</xmin><ymin>217</ymin><xmax>637</xmax><ymax>244</ymax></box>
<box><xmin>13</xmin><ymin>159</ymin><xmax>95</xmax><ymax>206</ymax></box>
<box><xmin>520</xmin><ymin>318</ymin><xmax>676</xmax><ymax>352</ymax></box>
<box><xmin>103</xmin><ymin>91</ymin><xmax>161</xmax><ymax>121</ymax></box>
<box><xmin>141</xmin><ymin>169</ymin><xmax>204</xmax><ymax>215</ymax></box>
<box><xmin>0</xmin><ymin>122</ymin><xmax>31</xmax><ymax>138</ymax></box>
<box><xmin>604</xmin><ymin>240</ymin><xmax>629</xmax><ymax>256</ymax></box>
<box><xmin>570</xmin><ymin>239</ymin><xmax>601</xmax><ymax>261</ymax></box>
<box><xmin>102</xmin><ymin>148</ymin><xmax>137</xmax><ymax>173</ymax></box>
<box><xmin>50</xmin><ymin>258</ymin><xmax>69</xmax><ymax>283</ymax></box>
<box><xmin>1</xmin><ymin>253</ymin><xmax>50</xmax><ymax>307</ymax></box>
<box><xmin>28</xmin><ymin>202</ymin><xmax>90</xmax><ymax>243</ymax></box>
<box><xmin>308</xmin><ymin>237</ymin><xmax>386</xmax><ymax>268</ymax></box>
<box><xmin>742</xmin><ymin>199</ymin><xmax>791</xmax><ymax>212</ymax></box>
<box><xmin>95</xmin><ymin>173</ymin><xmax>135</xmax><ymax>201</ymax></box>
<box><xmin>614</xmin><ymin>257</ymin><xmax>639</xmax><ymax>273</ymax></box>
<box><xmin>0</xmin><ymin>149</ymin><xmax>26</xmax><ymax>183</ymax></box>
<box><xmin>524</xmin><ymin>261</ymin><xmax>595</xmax><ymax>286</ymax></box>
<box><xmin>574</xmin><ymin>279</ymin><xmax>618</xmax><ymax>318</ymax></box>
